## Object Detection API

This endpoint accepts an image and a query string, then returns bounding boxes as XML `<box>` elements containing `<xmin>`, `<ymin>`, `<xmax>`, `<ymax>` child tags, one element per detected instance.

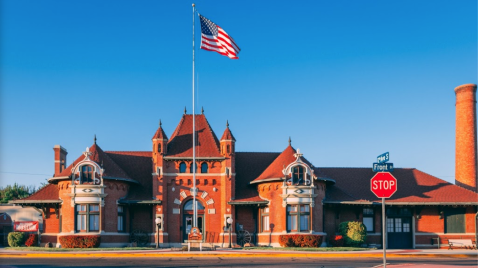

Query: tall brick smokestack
<box><xmin>455</xmin><ymin>83</ymin><xmax>477</xmax><ymax>192</ymax></box>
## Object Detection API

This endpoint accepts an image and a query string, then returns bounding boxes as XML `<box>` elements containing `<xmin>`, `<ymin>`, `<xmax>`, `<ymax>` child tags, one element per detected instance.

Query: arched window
<box><xmin>201</xmin><ymin>163</ymin><xmax>208</xmax><ymax>173</ymax></box>
<box><xmin>157</xmin><ymin>143</ymin><xmax>161</xmax><ymax>153</ymax></box>
<box><xmin>81</xmin><ymin>165</ymin><xmax>94</xmax><ymax>184</ymax></box>
<box><xmin>190</xmin><ymin>163</ymin><xmax>198</xmax><ymax>173</ymax></box>
<box><xmin>292</xmin><ymin>166</ymin><xmax>305</xmax><ymax>185</ymax></box>
<box><xmin>179</xmin><ymin>162</ymin><xmax>186</xmax><ymax>173</ymax></box>
<box><xmin>183</xmin><ymin>199</ymin><xmax>205</xmax><ymax>210</ymax></box>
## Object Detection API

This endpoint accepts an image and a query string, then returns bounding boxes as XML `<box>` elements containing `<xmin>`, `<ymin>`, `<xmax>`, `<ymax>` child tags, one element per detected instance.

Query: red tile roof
<box><xmin>252</xmin><ymin>145</ymin><xmax>296</xmax><ymax>182</ymax></box>
<box><xmin>21</xmin><ymin>184</ymin><xmax>59</xmax><ymax>201</ymax></box>
<box><xmin>56</xmin><ymin>144</ymin><xmax>132</xmax><ymax>181</ymax></box>
<box><xmin>105</xmin><ymin>151</ymin><xmax>153</xmax><ymax>201</ymax></box>
<box><xmin>220</xmin><ymin>126</ymin><xmax>236</xmax><ymax>141</ymax></box>
<box><xmin>234</xmin><ymin>152</ymin><xmax>280</xmax><ymax>201</ymax></box>
<box><xmin>318</xmin><ymin>168</ymin><xmax>478</xmax><ymax>203</ymax></box>
<box><xmin>167</xmin><ymin>114</ymin><xmax>221</xmax><ymax>157</ymax></box>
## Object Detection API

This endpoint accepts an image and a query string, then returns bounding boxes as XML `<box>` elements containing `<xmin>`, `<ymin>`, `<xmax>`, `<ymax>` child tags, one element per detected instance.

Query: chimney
<box><xmin>54</xmin><ymin>145</ymin><xmax>68</xmax><ymax>176</ymax></box>
<box><xmin>455</xmin><ymin>84</ymin><xmax>477</xmax><ymax>192</ymax></box>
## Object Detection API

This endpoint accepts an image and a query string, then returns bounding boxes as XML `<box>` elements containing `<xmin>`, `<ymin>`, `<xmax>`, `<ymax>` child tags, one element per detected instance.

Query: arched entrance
<box><xmin>182</xmin><ymin>199</ymin><xmax>205</xmax><ymax>241</ymax></box>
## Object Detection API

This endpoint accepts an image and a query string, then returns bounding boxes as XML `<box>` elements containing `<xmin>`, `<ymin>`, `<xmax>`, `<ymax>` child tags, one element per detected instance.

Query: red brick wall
<box><xmin>44</xmin><ymin>207</ymin><xmax>60</xmax><ymax>233</ymax></box>
<box><xmin>103</xmin><ymin>181</ymin><xmax>128</xmax><ymax>232</ymax></box>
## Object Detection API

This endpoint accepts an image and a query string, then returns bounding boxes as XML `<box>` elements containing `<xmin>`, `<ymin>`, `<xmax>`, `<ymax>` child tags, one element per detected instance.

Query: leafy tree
<box><xmin>0</xmin><ymin>183</ymin><xmax>38</xmax><ymax>203</ymax></box>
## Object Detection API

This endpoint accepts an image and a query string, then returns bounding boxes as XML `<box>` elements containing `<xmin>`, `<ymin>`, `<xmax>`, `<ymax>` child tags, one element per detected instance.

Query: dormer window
<box><xmin>179</xmin><ymin>162</ymin><xmax>186</xmax><ymax>173</ymax></box>
<box><xmin>81</xmin><ymin>165</ymin><xmax>94</xmax><ymax>184</ymax></box>
<box><xmin>292</xmin><ymin>166</ymin><xmax>305</xmax><ymax>185</ymax></box>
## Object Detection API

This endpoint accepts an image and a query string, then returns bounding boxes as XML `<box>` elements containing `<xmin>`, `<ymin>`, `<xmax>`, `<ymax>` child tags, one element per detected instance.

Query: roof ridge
<box><xmin>21</xmin><ymin>184</ymin><xmax>58</xmax><ymax>201</ymax></box>
<box><xmin>236</xmin><ymin>151</ymin><xmax>281</xmax><ymax>154</ymax></box>
<box><xmin>106</xmin><ymin>151</ymin><xmax>152</xmax><ymax>153</ymax></box>
<box><xmin>169</xmin><ymin>114</ymin><xmax>186</xmax><ymax>142</ymax></box>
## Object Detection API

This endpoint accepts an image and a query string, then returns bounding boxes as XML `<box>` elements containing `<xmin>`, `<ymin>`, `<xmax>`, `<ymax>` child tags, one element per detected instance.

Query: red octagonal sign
<box><xmin>371</xmin><ymin>172</ymin><xmax>397</xmax><ymax>198</ymax></box>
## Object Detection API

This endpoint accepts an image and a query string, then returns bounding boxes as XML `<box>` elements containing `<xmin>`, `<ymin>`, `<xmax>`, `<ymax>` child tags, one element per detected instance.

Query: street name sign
<box><xmin>377</xmin><ymin>152</ymin><xmax>389</xmax><ymax>163</ymax></box>
<box><xmin>370</xmin><ymin>172</ymin><xmax>397</xmax><ymax>198</ymax></box>
<box><xmin>373</xmin><ymin>162</ymin><xmax>394</xmax><ymax>172</ymax></box>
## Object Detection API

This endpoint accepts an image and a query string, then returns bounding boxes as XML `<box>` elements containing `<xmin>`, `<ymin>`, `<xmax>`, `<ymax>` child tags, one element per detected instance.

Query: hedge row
<box><xmin>59</xmin><ymin>235</ymin><xmax>101</xmax><ymax>248</ymax></box>
<box><xmin>278</xmin><ymin>234</ymin><xmax>322</xmax><ymax>247</ymax></box>
<box><xmin>7</xmin><ymin>233</ymin><xmax>38</xmax><ymax>247</ymax></box>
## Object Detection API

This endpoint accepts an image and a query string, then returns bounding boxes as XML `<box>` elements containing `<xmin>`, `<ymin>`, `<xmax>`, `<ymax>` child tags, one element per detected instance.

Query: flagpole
<box><xmin>192</xmin><ymin>3</ymin><xmax>197</xmax><ymax>229</ymax></box>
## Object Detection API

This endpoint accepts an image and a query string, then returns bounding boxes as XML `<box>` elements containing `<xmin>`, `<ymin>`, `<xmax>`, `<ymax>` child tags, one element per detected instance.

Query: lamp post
<box><xmin>227</xmin><ymin>217</ymin><xmax>233</xmax><ymax>248</ymax></box>
<box><xmin>155</xmin><ymin>217</ymin><xmax>162</xmax><ymax>249</ymax></box>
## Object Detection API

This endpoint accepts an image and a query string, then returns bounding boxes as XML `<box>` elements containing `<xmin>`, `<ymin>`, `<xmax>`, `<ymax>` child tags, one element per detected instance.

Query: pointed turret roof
<box><xmin>166</xmin><ymin>114</ymin><xmax>221</xmax><ymax>157</ymax></box>
<box><xmin>220</xmin><ymin>121</ymin><xmax>236</xmax><ymax>141</ymax></box>
<box><xmin>152</xmin><ymin>120</ymin><xmax>168</xmax><ymax>140</ymax></box>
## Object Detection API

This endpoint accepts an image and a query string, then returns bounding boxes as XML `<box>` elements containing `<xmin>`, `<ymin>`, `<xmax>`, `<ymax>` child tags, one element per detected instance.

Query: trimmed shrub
<box><xmin>329</xmin><ymin>234</ymin><xmax>344</xmax><ymax>247</ymax></box>
<box><xmin>338</xmin><ymin>221</ymin><xmax>367</xmax><ymax>247</ymax></box>
<box><xmin>24</xmin><ymin>234</ymin><xmax>38</xmax><ymax>247</ymax></box>
<box><xmin>8</xmin><ymin>232</ymin><xmax>27</xmax><ymax>247</ymax></box>
<box><xmin>278</xmin><ymin>234</ymin><xmax>322</xmax><ymax>248</ymax></box>
<box><xmin>59</xmin><ymin>235</ymin><xmax>101</xmax><ymax>248</ymax></box>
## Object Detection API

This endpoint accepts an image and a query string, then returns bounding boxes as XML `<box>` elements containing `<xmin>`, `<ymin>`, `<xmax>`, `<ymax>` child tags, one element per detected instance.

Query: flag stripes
<box><xmin>199</xmin><ymin>14</ymin><xmax>240</xmax><ymax>59</ymax></box>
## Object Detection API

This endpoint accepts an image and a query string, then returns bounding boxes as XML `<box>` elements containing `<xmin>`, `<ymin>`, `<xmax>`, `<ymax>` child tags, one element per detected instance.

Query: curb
<box><xmin>0</xmin><ymin>252</ymin><xmax>475</xmax><ymax>259</ymax></box>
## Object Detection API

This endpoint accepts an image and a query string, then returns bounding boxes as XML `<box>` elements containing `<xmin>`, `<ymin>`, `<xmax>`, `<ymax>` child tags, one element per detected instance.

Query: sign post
<box><xmin>371</xmin><ymin>153</ymin><xmax>397</xmax><ymax>268</ymax></box>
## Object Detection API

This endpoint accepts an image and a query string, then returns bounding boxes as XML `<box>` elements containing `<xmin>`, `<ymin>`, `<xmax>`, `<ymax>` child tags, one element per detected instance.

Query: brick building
<box><xmin>11</xmin><ymin>84</ymin><xmax>478</xmax><ymax>248</ymax></box>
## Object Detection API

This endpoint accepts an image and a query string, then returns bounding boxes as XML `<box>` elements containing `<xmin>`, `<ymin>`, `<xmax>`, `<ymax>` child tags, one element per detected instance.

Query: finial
<box><xmin>288</xmin><ymin>136</ymin><xmax>291</xmax><ymax>146</ymax></box>
<box><xmin>94</xmin><ymin>135</ymin><xmax>97</xmax><ymax>144</ymax></box>
<box><xmin>184</xmin><ymin>107</ymin><xmax>187</xmax><ymax>114</ymax></box>
<box><xmin>201</xmin><ymin>107</ymin><xmax>204</xmax><ymax>114</ymax></box>
<box><xmin>192</xmin><ymin>3</ymin><xmax>195</xmax><ymax>7</ymax></box>
<box><xmin>159</xmin><ymin>119</ymin><xmax>162</xmax><ymax>127</ymax></box>
<box><xmin>226</xmin><ymin>120</ymin><xmax>229</xmax><ymax>128</ymax></box>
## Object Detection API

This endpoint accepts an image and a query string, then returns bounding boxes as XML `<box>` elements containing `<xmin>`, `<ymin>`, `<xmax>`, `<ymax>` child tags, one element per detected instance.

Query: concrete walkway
<box><xmin>0</xmin><ymin>248</ymin><xmax>476</xmax><ymax>259</ymax></box>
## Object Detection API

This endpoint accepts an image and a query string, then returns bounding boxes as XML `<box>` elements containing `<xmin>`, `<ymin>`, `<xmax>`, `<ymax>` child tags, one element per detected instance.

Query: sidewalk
<box><xmin>0</xmin><ymin>248</ymin><xmax>476</xmax><ymax>259</ymax></box>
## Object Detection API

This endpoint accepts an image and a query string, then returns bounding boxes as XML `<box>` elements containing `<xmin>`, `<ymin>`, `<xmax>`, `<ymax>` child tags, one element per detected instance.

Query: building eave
<box><xmin>163</xmin><ymin>156</ymin><xmax>225</xmax><ymax>161</ymax></box>
<box><xmin>228</xmin><ymin>200</ymin><xmax>269</xmax><ymax>205</ymax></box>
<box><xmin>250</xmin><ymin>178</ymin><xmax>283</xmax><ymax>185</ymax></box>
<box><xmin>9</xmin><ymin>200</ymin><xmax>62</xmax><ymax>205</ymax></box>
<box><xmin>323</xmin><ymin>200</ymin><xmax>478</xmax><ymax>206</ymax></box>
<box><xmin>117</xmin><ymin>200</ymin><xmax>162</xmax><ymax>205</ymax></box>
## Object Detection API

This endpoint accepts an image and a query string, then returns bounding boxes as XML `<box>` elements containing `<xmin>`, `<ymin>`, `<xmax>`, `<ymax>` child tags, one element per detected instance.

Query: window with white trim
<box><xmin>260</xmin><ymin>207</ymin><xmax>270</xmax><ymax>232</ymax></box>
<box><xmin>362</xmin><ymin>208</ymin><xmax>374</xmax><ymax>233</ymax></box>
<box><xmin>286</xmin><ymin>204</ymin><xmax>310</xmax><ymax>232</ymax></box>
<box><xmin>76</xmin><ymin>204</ymin><xmax>99</xmax><ymax>232</ymax></box>
<box><xmin>118</xmin><ymin>206</ymin><xmax>125</xmax><ymax>232</ymax></box>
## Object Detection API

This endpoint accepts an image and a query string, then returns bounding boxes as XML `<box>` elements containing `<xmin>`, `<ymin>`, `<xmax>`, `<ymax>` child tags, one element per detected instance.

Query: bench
<box><xmin>448</xmin><ymin>239</ymin><xmax>476</xmax><ymax>250</ymax></box>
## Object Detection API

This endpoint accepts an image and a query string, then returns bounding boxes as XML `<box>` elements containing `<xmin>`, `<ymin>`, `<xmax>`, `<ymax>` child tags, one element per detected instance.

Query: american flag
<box><xmin>199</xmin><ymin>14</ymin><xmax>240</xmax><ymax>59</ymax></box>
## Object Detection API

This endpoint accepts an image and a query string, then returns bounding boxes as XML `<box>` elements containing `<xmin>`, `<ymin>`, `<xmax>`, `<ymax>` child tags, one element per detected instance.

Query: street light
<box><xmin>227</xmin><ymin>217</ymin><xmax>233</xmax><ymax>248</ymax></box>
<box><xmin>155</xmin><ymin>217</ymin><xmax>162</xmax><ymax>249</ymax></box>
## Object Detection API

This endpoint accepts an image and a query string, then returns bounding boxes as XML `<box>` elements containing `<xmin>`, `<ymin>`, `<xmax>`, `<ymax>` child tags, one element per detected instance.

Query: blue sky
<box><xmin>1</xmin><ymin>0</ymin><xmax>477</xmax><ymax>188</ymax></box>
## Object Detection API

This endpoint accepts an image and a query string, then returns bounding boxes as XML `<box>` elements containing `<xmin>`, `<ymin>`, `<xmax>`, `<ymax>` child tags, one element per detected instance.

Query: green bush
<box><xmin>8</xmin><ymin>232</ymin><xmax>27</xmax><ymax>247</ymax></box>
<box><xmin>338</xmin><ymin>221</ymin><xmax>367</xmax><ymax>247</ymax></box>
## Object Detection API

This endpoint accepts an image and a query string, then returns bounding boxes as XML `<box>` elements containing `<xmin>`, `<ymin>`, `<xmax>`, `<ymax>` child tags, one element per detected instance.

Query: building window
<box><xmin>363</xmin><ymin>208</ymin><xmax>374</xmax><ymax>232</ymax></box>
<box><xmin>260</xmin><ymin>207</ymin><xmax>270</xmax><ymax>232</ymax></box>
<box><xmin>157</xmin><ymin>144</ymin><xmax>161</xmax><ymax>153</ymax></box>
<box><xmin>444</xmin><ymin>208</ymin><xmax>465</xmax><ymax>233</ymax></box>
<box><xmin>76</xmin><ymin>204</ymin><xmax>99</xmax><ymax>232</ymax></box>
<box><xmin>81</xmin><ymin>165</ymin><xmax>94</xmax><ymax>184</ymax></box>
<box><xmin>286</xmin><ymin>204</ymin><xmax>310</xmax><ymax>232</ymax></box>
<box><xmin>227</xmin><ymin>145</ymin><xmax>231</xmax><ymax>154</ymax></box>
<box><xmin>118</xmin><ymin>206</ymin><xmax>124</xmax><ymax>232</ymax></box>
<box><xmin>190</xmin><ymin>163</ymin><xmax>198</xmax><ymax>173</ymax></box>
<box><xmin>292</xmin><ymin>166</ymin><xmax>306</xmax><ymax>185</ymax></box>
<box><xmin>179</xmin><ymin>162</ymin><xmax>186</xmax><ymax>173</ymax></box>
<box><xmin>201</xmin><ymin>163</ymin><xmax>208</xmax><ymax>173</ymax></box>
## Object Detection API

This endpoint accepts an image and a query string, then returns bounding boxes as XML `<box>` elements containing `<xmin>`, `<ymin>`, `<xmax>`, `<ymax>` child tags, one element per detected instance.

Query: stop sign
<box><xmin>371</xmin><ymin>172</ymin><xmax>397</xmax><ymax>198</ymax></box>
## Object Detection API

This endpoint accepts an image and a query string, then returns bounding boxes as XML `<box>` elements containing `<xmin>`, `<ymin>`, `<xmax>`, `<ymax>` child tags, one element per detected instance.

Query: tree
<box><xmin>0</xmin><ymin>183</ymin><xmax>38</xmax><ymax>203</ymax></box>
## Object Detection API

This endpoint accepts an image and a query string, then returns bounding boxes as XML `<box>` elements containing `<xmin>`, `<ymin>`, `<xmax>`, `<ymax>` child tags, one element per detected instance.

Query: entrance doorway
<box><xmin>386</xmin><ymin>208</ymin><xmax>413</xmax><ymax>249</ymax></box>
<box><xmin>182</xmin><ymin>199</ymin><xmax>205</xmax><ymax>241</ymax></box>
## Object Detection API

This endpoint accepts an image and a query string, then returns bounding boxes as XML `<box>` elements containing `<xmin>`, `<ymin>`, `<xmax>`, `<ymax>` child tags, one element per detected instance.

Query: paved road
<box><xmin>1</xmin><ymin>257</ymin><xmax>476</xmax><ymax>268</ymax></box>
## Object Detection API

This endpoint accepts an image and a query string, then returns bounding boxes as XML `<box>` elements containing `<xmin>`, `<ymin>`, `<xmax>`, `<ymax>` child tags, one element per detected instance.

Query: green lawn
<box><xmin>242</xmin><ymin>247</ymin><xmax>376</xmax><ymax>251</ymax></box>
<box><xmin>4</xmin><ymin>247</ymin><xmax>156</xmax><ymax>252</ymax></box>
